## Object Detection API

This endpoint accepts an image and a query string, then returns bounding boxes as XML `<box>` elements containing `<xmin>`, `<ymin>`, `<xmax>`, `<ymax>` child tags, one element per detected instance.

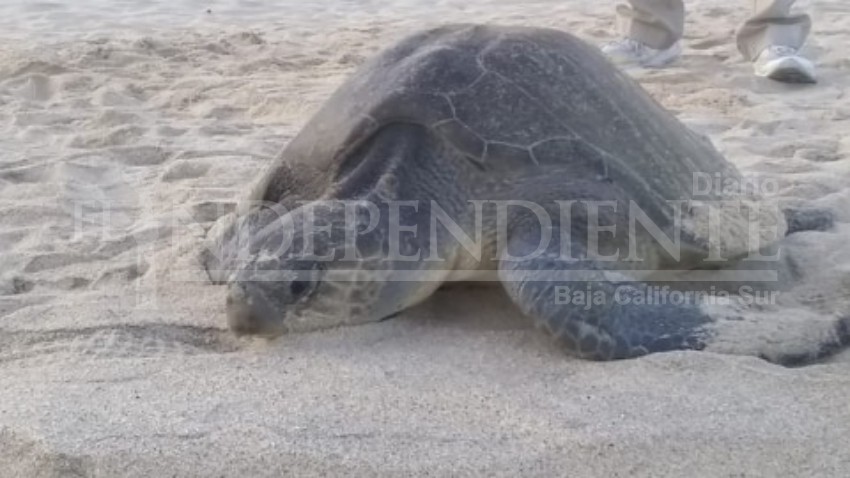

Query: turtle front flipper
<box><xmin>497</xmin><ymin>209</ymin><xmax>850</xmax><ymax>365</ymax></box>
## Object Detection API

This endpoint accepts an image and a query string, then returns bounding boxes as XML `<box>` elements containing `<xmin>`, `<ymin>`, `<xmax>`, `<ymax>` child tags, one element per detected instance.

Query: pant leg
<box><xmin>615</xmin><ymin>0</ymin><xmax>685</xmax><ymax>49</ymax></box>
<box><xmin>736</xmin><ymin>0</ymin><xmax>812</xmax><ymax>60</ymax></box>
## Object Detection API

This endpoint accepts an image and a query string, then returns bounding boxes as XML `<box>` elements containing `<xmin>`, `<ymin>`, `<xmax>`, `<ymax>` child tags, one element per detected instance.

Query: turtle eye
<box><xmin>289</xmin><ymin>279</ymin><xmax>311</xmax><ymax>298</ymax></box>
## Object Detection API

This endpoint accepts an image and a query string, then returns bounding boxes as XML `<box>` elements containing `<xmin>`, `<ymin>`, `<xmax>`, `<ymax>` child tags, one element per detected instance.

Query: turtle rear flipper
<box><xmin>498</xmin><ymin>207</ymin><xmax>850</xmax><ymax>366</ymax></box>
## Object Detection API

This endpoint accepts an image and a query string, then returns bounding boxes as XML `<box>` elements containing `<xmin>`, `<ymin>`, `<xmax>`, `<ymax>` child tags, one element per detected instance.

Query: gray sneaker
<box><xmin>753</xmin><ymin>45</ymin><xmax>817</xmax><ymax>84</ymax></box>
<box><xmin>601</xmin><ymin>38</ymin><xmax>682</xmax><ymax>68</ymax></box>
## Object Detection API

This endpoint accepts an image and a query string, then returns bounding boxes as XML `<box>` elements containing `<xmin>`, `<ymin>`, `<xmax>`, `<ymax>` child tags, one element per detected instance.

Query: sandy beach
<box><xmin>2</xmin><ymin>0</ymin><xmax>850</xmax><ymax>475</ymax></box>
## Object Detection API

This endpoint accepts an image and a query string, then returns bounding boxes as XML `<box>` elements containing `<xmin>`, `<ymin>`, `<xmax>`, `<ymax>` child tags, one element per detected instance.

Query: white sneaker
<box><xmin>601</xmin><ymin>38</ymin><xmax>682</xmax><ymax>68</ymax></box>
<box><xmin>753</xmin><ymin>45</ymin><xmax>816</xmax><ymax>84</ymax></box>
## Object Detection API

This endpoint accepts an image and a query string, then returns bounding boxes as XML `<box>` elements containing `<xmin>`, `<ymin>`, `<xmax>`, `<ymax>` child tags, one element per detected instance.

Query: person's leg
<box><xmin>737</xmin><ymin>0</ymin><xmax>811</xmax><ymax>60</ymax></box>
<box><xmin>617</xmin><ymin>0</ymin><xmax>685</xmax><ymax>49</ymax></box>
<box><xmin>602</xmin><ymin>0</ymin><xmax>684</xmax><ymax>67</ymax></box>
<box><xmin>737</xmin><ymin>0</ymin><xmax>816</xmax><ymax>83</ymax></box>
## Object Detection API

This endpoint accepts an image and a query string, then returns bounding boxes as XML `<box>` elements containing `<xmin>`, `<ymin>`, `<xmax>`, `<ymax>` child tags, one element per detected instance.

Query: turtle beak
<box><xmin>226</xmin><ymin>282</ymin><xmax>286</xmax><ymax>337</ymax></box>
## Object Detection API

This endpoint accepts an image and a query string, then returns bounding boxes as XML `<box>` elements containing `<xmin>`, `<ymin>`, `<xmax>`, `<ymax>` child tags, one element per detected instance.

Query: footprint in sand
<box><xmin>702</xmin><ymin>6</ymin><xmax>737</xmax><ymax>18</ymax></box>
<box><xmin>12</xmin><ymin>111</ymin><xmax>73</xmax><ymax>128</ymax></box>
<box><xmin>736</xmin><ymin>119</ymin><xmax>783</xmax><ymax>136</ymax></box>
<box><xmin>7</xmin><ymin>73</ymin><xmax>55</xmax><ymax>102</ymax></box>
<box><xmin>57</xmin><ymin>156</ymin><xmax>141</xmax><ymax>237</ymax></box>
<box><xmin>0</xmin><ymin>296</ymin><xmax>52</xmax><ymax>322</ymax></box>
<box><xmin>689</xmin><ymin>36</ymin><xmax>731</xmax><ymax>51</ymax></box>
<box><xmin>3</xmin><ymin>275</ymin><xmax>92</xmax><ymax>295</ymax></box>
<box><xmin>0</xmin><ymin>229</ymin><xmax>32</xmax><ymax>254</ymax></box>
<box><xmin>87</xmin><ymin>109</ymin><xmax>142</xmax><ymax>128</ymax></box>
<box><xmin>6</xmin><ymin>60</ymin><xmax>68</xmax><ymax>78</ymax></box>
<box><xmin>68</xmin><ymin>125</ymin><xmax>149</xmax><ymax>149</ymax></box>
<box><xmin>156</xmin><ymin>125</ymin><xmax>187</xmax><ymax>137</ymax></box>
<box><xmin>0</xmin><ymin>324</ymin><xmax>243</xmax><ymax>365</ymax></box>
<box><xmin>92</xmin><ymin>85</ymin><xmax>142</xmax><ymax>108</ymax></box>
<box><xmin>226</xmin><ymin>31</ymin><xmax>266</xmax><ymax>46</ymax></box>
<box><xmin>0</xmin><ymin>162</ymin><xmax>54</xmax><ymax>184</ymax></box>
<box><xmin>106</xmin><ymin>145</ymin><xmax>171</xmax><ymax>166</ymax></box>
<box><xmin>160</xmin><ymin>160</ymin><xmax>212</xmax><ymax>182</ymax></box>
<box><xmin>795</xmin><ymin>141</ymin><xmax>844</xmax><ymax>162</ymax></box>
<box><xmin>58</xmin><ymin>73</ymin><xmax>93</xmax><ymax>94</ymax></box>
<box><xmin>745</xmin><ymin>138</ymin><xmax>844</xmax><ymax>165</ymax></box>
<box><xmin>0</xmin><ymin>276</ymin><xmax>34</xmax><ymax>296</ymax></box>
<box><xmin>92</xmin><ymin>262</ymin><xmax>149</xmax><ymax>288</ymax></box>
<box><xmin>23</xmin><ymin>252</ymin><xmax>94</xmax><ymax>274</ymax></box>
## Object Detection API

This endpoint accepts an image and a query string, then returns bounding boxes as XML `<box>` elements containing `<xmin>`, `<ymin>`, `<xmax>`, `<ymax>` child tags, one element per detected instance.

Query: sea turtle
<box><xmin>204</xmin><ymin>24</ymin><xmax>845</xmax><ymax>365</ymax></box>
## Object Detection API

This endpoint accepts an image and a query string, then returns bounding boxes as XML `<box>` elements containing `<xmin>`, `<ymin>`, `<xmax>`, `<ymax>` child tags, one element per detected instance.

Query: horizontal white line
<box><xmin>187</xmin><ymin>269</ymin><xmax>779</xmax><ymax>283</ymax></box>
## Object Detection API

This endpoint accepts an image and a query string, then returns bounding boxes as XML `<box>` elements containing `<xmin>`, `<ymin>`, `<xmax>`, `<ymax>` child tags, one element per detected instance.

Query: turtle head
<box><xmin>225</xmin><ymin>258</ymin><xmax>328</xmax><ymax>338</ymax></box>
<box><xmin>221</xmin><ymin>200</ymin><xmax>396</xmax><ymax>337</ymax></box>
